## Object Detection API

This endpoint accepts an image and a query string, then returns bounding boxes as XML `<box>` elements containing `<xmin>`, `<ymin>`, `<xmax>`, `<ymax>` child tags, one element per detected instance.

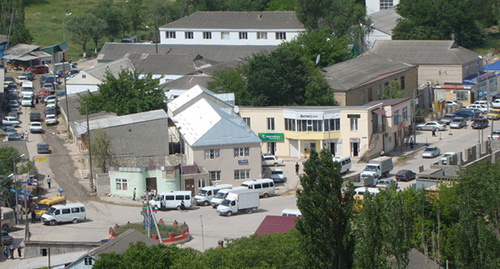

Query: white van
<box><xmin>1</xmin><ymin>207</ymin><xmax>15</xmax><ymax>231</ymax></box>
<box><xmin>194</xmin><ymin>184</ymin><xmax>232</xmax><ymax>206</ymax></box>
<box><xmin>41</xmin><ymin>203</ymin><xmax>86</xmax><ymax>226</ymax></box>
<box><xmin>354</xmin><ymin>187</ymin><xmax>380</xmax><ymax>197</ymax></box>
<box><xmin>241</xmin><ymin>179</ymin><xmax>275</xmax><ymax>198</ymax></box>
<box><xmin>281</xmin><ymin>209</ymin><xmax>302</xmax><ymax>217</ymax></box>
<box><xmin>333</xmin><ymin>156</ymin><xmax>352</xmax><ymax>174</ymax></box>
<box><xmin>211</xmin><ymin>187</ymin><xmax>247</xmax><ymax>208</ymax></box>
<box><xmin>150</xmin><ymin>191</ymin><xmax>192</xmax><ymax>211</ymax></box>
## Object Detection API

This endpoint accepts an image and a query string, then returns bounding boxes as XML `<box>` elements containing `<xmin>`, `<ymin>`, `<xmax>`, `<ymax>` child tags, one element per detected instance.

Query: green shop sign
<box><xmin>259</xmin><ymin>133</ymin><xmax>284</xmax><ymax>142</ymax></box>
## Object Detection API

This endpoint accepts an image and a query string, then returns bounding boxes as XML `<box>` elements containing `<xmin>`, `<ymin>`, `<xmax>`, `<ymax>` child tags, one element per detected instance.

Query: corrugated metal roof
<box><xmin>323</xmin><ymin>54</ymin><xmax>414</xmax><ymax>91</ymax></box>
<box><xmin>4</xmin><ymin>43</ymin><xmax>39</xmax><ymax>56</ymax></box>
<box><xmin>86</xmin><ymin>58</ymin><xmax>135</xmax><ymax>81</ymax></box>
<box><xmin>98</xmin><ymin>43</ymin><xmax>276</xmax><ymax>63</ymax></box>
<box><xmin>364</xmin><ymin>97</ymin><xmax>411</xmax><ymax>107</ymax></box>
<box><xmin>369</xmin><ymin>40</ymin><xmax>480</xmax><ymax>65</ymax></box>
<box><xmin>160</xmin><ymin>11</ymin><xmax>304</xmax><ymax>30</ymax></box>
<box><xmin>368</xmin><ymin>8</ymin><xmax>401</xmax><ymax>35</ymax></box>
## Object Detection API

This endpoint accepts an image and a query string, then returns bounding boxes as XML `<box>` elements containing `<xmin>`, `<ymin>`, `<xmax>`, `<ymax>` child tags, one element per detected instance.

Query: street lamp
<box><xmin>13</xmin><ymin>153</ymin><xmax>25</xmax><ymax>225</ymax></box>
<box><xmin>63</xmin><ymin>13</ymin><xmax>72</xmax><ymax>43</ymax></box>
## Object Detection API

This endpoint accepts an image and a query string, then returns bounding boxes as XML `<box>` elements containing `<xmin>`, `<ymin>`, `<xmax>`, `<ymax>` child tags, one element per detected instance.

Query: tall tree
<box><xmin>266</xmin><ymin>0</ymin><xmax>295</xmax><ymax>11</ymax></box>
<box><xmin>125</xmin><ymin>0</ymin><xmax>145</xmax><ymax>35</ymax></box>
<box><xmin>88</xmin><ymin>14</ymin><xmax>107</xmax><ymax>54</ymax></box>
<box><xmin>78</xmin><ymin>69</ymin><xmax>165</xmax><ymax>116</ymax></box>
<box><xmin>66</xmin><ymin>13</ymin><xmax>94</xmax><ymax>57</ymax></box>
<box><xmin>296</xmin><ymin>149</ymin><xmax>355</xmax><ymax>268</ymax></box>
<box><xmin>92</xmin><ymin>0</ymin><xmax>129</xmax><ymax>41</ymax></box>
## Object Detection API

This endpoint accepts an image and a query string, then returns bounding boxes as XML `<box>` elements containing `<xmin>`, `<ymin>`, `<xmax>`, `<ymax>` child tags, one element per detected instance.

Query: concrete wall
<box><xmin>340</xmin><ymin>108</ymin><xmax>373</xmax><ymax>157</ymax></box>
<box><xmin>25</xmin><ymin>241</ymin><xmax>101</xmax><ymax>259</ymax></box>
<box><xmin>419</xmin><ymin>61</ymin><xmax>481</xmax><ymax>85</ymax></box>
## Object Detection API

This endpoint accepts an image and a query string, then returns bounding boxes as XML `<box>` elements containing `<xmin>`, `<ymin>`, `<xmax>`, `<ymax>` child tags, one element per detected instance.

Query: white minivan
<box><xmin>241</xmin><ymin>179</ymin><xmax>275</xmax><ymax>198</ymax></box>
<box><xmin>333</xmin><ymin>156</ymin><xmax>352</xmax><ymax>174</ymax></box>
<box><xmin>41</xmin><ymin>203</ymin><xmax>86</xmax><ymax>226</ymax></box>
<box><xmin>194</xmin><ymin>184</ymin><xmax>232</xmax><ymax>206</ymax></box>
<box><xmin>150</xmin><ymin>191</ymin><xmax>192</xmax><ymax>211</ymax></box>
<box><xmin>211</xmin><ymin>187</ymin><xmax>247</xmax><ymax>208</ymax></box>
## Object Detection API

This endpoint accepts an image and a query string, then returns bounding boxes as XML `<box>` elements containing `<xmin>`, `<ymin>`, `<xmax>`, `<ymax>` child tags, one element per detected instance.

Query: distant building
<box><xmin>366</xmin><ymin>8</ymin><xmax>401</xmax><ymax>49</ymax></box>
<box><xmin>366</xmin><ymin>0</ymin><xmax>400</xmax><ymax>14</ymax></box>
<box><xmin>159</xmin><ymin>11</ymin><xmax>305</xmax><ymax>46</ymax></box>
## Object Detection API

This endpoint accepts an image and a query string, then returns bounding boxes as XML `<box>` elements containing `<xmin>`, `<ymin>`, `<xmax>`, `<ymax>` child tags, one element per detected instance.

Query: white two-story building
<box><xmin>159</xmin><ymin>11</ymin><xmax>305</xmax><ymax>46</ymax></box>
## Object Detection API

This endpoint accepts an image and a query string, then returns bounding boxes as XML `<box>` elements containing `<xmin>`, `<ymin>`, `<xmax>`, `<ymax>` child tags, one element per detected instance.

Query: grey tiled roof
<box><xmin>126</xmin><ymin>53</ymin><xmax>218</xmax><ymax>75</ymax></box>
<box><xmin>323</xmin><ymin>54</ymin><xmax>414</xmax><ymax>91</ymax></box>
<box><xmin>160</xmin><ymin>11</ymin><xmax>304</xmax><ymax>30</ymax></box>
<box><xmin>369</xmin><ymin>40</ymin><xmax>480</xmax><ymax>65</ymax></box>
<box><xmin>368</xmin><ymin>8</ymin><xmax>401</xmax><ymax>35</ymax></box>
<box><xmin>98</xmin><ymin>43</ymin><xmax>276</xmax><ymax>63</ymax></box>
<box><xmin>86</xmin><ymin>58</ymin><xmax>134</xmax><ymax>81</ymax></box>
<box><xmin>364</xmin><ymin>97</ymin><xmax>411</xmax><ymax>107</ymax></box>
<box><xmin>161</xmin><ymin>74</ymin><xmax>213</xmax><ymax>90</ymax></box>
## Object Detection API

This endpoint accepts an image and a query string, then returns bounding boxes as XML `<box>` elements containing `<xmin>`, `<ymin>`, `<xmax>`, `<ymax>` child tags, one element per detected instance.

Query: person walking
<box><xmin>47</xmin><ymin>175</ymin><xmax>51</xmax><ymax>189</ymax></box>
<box><xmin>432</xmin><ymin>128</ymin><xmax>437</xmax><ymax>137</ymax></box>
<box><xmin>9</xmin><ymin>245</ymin><xmax>14</xmax><ymax>259</ymax></box>
<box><xmin>409</xmin><ymin>137</ymin><xmax>414</xmax><ymax>149</ymax></box>
<box><xmin>17</xmin><ymin>245</ymin><xmax>22</xmax><ymax>259</ymax></box>
<box><xmin>58</xmin><ymin>188</ymin><xmax>63</xmax><ymax>197</ymax></box>
<box><xmin>31</xmin><ymin>209</ymin><xmax>36</xmax><ymax>223</ymax></box>
<box><xmin>132</xmin><ymin>188</ymin><xmax>136</xmax><ymax>201</ymax></box>
<box><xmin>295</xmin><ymin>162</ymin><xmax>300</xmax><ymax>175</ymax></box>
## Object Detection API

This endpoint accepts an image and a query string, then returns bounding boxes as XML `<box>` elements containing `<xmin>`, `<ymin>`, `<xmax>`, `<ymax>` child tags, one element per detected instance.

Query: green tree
<box><xmin>91</xmin><ymin>129</ymin><xmax>114</xmax><ymax>173</ymax></box>
<box><xmin>296</xmin><ymin>149</ymin><xmax>355</xmax><ymax>268</ymax></box>
<box><xmin>0</xmin><ymin>147</ymin><xmax>28</xmax><ymax>206</ymax></box>
<box><xmin>266</xmin><ymin>0</ymin><xmax>295</xmax><ymax>11</ymax></box>
<box><xmin>207</xmin><ymin>64</ymin><xmax>248</xmax><ymax>100</ymax></box>
<box><xmin>384</xmin><ymin>80</ymin><xmax>404</xmax><ymax>99</ymax></box>
<box><xmin>88</xmin><ymin>14</ymin><xmax>107</xmax><ymax>54</ymax></box>
<box><xmin>125</xmin><ymin>0</ymin><xmax>146</xmax><ymax>35</ymax></box>
<box><xmin>92</xmin><ymin>0</ymin><xmax>129</xmax><ymax>41</ymax></box>
<box><xmin>66</xmin><ymin>13</ymin><xmax>94</xmax><ymax>57</ymax></box>
<box><xmin>225</xmin><ymin>0</ymin><xmax>270</xmax><ymax>11</ymax></box>
<box><xmin>354</xmin><ymin>193</ymin><xmax>386</xmax><ymax>269</ymax></box>
<box><xmin>0</xmin><ymin>0</ymin><xmax>33</xmax><ymax>44</ymax></box>
<box><xmin>78</xmin><ymin>69</ymin><xmax>165</xmax><ymax>116</ymax></box>
<box><xmin>393</xmin><ymin>0</ymin><xmax>495</xmax><ymax>47</ymax></box>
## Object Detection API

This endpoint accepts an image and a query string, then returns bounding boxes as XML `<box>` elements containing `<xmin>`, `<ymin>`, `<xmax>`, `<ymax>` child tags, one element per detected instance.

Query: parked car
<box><xmin>261</xmin><ymin>155</ymin><xmax>283</xmax><ymax>166</ymax></box>
<box><xmin>466</xmin><ymin>104</ymin><xmax>489</xmax><ymax>113</ymax></box>
<box><xmin>3</xmin><ymin>127</ymin><xmax>17</xmax><ymax>136</ymax></box>
<box><xmin>471</xmin><ymin>118</ymin><xmax>488</xmax><ymax>129</ymax></box>
<box><xmin>9</xmin><ymin>103</ymin><xmax>22</xmax><ymax>114</ymax></box>
<box><xmin>45</xmin><ymin>115</ymin><xmax>58</xmax><ymax>126</ymax></box>
<box><xmin>270</xmin><ymin>169</ymin><xmax>287</xmax><ymax>183</ymax></box>
<box><xmin>445</xmin><ymin>100</ymin><xmax>458</xmax><ymax>107</ymax></box>
<box><xmin>376</xmin><ymin>178</ymin><xmax>398</xmax><ymax>189</ymax></box>
<box><xmin>16</xmin><ymin>75</ymin><xmax>28</xmax><ymax>85</ymax></box>
<box><xmin>44</xmin><ymin>107</ymin><xmax>57</xmax><ymax>117</ymax></box>
<box><xmin>422</xmin><ymin>147</ymin><xmax>441</xmax><ymax>158</ymax></box>
<box><xmin>2</xmin><ymin>230</ymin><xmax>13</xmax><ymax>245</ymax></box>
<box><xmin>22</xmin><ymin>71</ymin><xmax>35</xmax><ymax>80</ymax></box>
<box><xmin>492</xmin><ymin>99</ymin><xmax>500</xmax><ymax>108</ymax></box>
<box><xmin>26</xmin><ymin>65</ymin><xmax>48</xmax><ymax>74</ymax></box>
<box><xmin>30</xmin><ymin>112</ymin><xmax>42</xmax><ymax>122</ymax></box>
<box><xmin>416</xmin><ymin>121</ymin><xmax>446</xmax><ymax>131</ymax></box>
<box><xmin>21</xmin><ymin>95</ymin><xmax>33</xmax><ymax>107</ymax></box>
<box><xmin>37</xmin><ymin>89</ymin><xmax>50</xmax><ymax>99</ymax></box>
<box><xmin>488</xmin><ymin>129</ymin><xmax>500</xmax><ymax>140</ymax></box>
<box><xmin>441</xmin><ymin>152</ymin><xmax>457</xmax><ymax>165</ymax></box>
<box><xmin>2</xmin><ymin>116</ymin><xmax>21</xmax><ymax>127</ymax></box>
<box><xmin>7</xmin><ymin>112</ymin><xmax>18</xmax><ymax>119</ymax></box>
<box><xmin>474</xmin><ymin>101</ymin><xmax>492</xmax><ymax>107</ymax></box>
<box><xmin>486</xmin><ymin>109</ymin><xmax>500</xmax><ymax>120</ymax></box>
<box><xmin>453</xmin><ymin>109</ymin><xmax>481</xmax><ymax>120</ymax></box>
<box><xmin>7</xmin><ymin>133</ymin><xmax>22</xmax><ymax>141</ymax></box>
<box><xmin>44</xmin><ymin>95</ymin><xmax>57</xmax><ymax>104</ymax></box>
<box><xmin>395</xmin><ymin>169</ymin><xmax>416</xmax><ymax>181</ymax></box>
<box><xmin>36</xmin><ymin>143</ymin><xmax>51</xmax><ymax>154</ymax></box>
<box><xmin>4</xmin><ymin>76</ymin><xmax>15</xmax><ymax>83</ymax></box>
<box><xmin>30</xmin><ymin>122</ymin><xmax>43</xmax><ymax>133</ymax></box>
<box><xmin>449</xmin><ymin>117</ymin><xmax>467</xmax><ymax>129</ymax></box>
<box><xmin>440</xmin><ymin>114</ymin><xmax>456</xmax><ymax>125</ymax></box>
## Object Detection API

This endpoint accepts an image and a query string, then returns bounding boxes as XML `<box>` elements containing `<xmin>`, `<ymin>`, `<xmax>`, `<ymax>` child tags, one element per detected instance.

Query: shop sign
<box><xmin>258</xmin><ymin>133</ymin><xmax>284</xmax><ymax>142</ymax></box>
<box><xmin>349</xmin><ymin>138</ymin><xmax>360</xmax><ymax>142</ymax></box>
<box><xmin>238</xmin><ymin>159</ymin><xmax>249</xmax><ymax>165</ymax></box>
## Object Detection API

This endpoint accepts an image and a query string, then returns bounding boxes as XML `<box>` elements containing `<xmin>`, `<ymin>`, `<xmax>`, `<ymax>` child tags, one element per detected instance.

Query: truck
<box><xmin>216</xmin><ymin>189</ymin><xmax>259</xmax><ymax>216</ymax></box>
<box><xmin>194</xmin><ymin>184</ymin><xmax>232</xmax><ymax>206</ymax></box>
<box><xmin>359</xmin><ymin>156</ymin><xmax>393</xmax><ymax>186</ymax></box>
<box><xmin>211</xmin><ymin>187</ymin><xmax>247</xmax><ymax>208</ymax></box>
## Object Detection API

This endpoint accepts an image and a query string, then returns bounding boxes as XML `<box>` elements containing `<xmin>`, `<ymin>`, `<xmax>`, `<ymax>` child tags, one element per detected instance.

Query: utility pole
<box><xmin>86</xmin><ymin>105</ymin><xmax>94</xmax><ymax>191</ymax></box>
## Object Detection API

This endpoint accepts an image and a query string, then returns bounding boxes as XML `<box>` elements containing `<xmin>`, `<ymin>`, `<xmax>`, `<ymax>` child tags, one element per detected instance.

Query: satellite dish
<box><xmin>315</xmin><ymin>54</ymin><xmax>321</xmax><ymax>66</ymax></box>
<box><xmin>233</xmin><ymin>105</ymin><xmax>240</xmax><ymax>113</ymax></box>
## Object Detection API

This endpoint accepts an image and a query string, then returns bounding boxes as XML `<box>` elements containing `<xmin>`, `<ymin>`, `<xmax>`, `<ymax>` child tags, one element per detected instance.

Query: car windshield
<box><xmin>365</xmin><ymin>165</ymin><xmax>377</xmax><ymax>172</ymax></box>
<box><xmin>451</xmin><ymin>119</ymin><xmax>462</xmax><ymax>122</ymax></box>
<box><xmin>221</xmin><ymin>199</ymin><xmax>231</xmax><ymax>206</ymax></box>
<box><xmin>198</xmin><ymin>190</ymin><xmax>208</xmax><ymax>196</ymax></box>
<box><xmin>214</xmin><ymin>192</ymin><xmax>226</xmax><ymax>199</ymax></box>
<box><xmin>271</xmin><ymin>171</ymin><xmax>283</xmax><ymax>175</ymax></box>
<box><xmin>425</xmin><ymin>148</ymin><xmax>435</xmax><ymax>152</ymax></box>
<box><xmin>35</xmin><ymin>204</ymin><xmax>49</xmax><ymax>210</ymax></box>
<box><xmin>46</xmin><ymin>207</ymin><xmax>56</xmax><ymax>214</ymax></box>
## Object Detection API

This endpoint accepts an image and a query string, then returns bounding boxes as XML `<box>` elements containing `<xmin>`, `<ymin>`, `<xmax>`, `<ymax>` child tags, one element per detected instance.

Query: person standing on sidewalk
<box><xmin>9</xmin><ymin>245</ymin><xmax>14</xmax><ymax>259</ymax></box>
<box><xmin>47</xmin><ymin>175</ymin><xmax>51</xmax><ymax>189</ymax></box>
<box><xmin>132</xmin><ymin>188</ymin><xmax>136</xmax><ymax>201</ymax></box>
<box><xmin>295</xmin><ymin>162</ymin><xmax>300</xmax><ymax>175</ymax></box>
<box><xmin>17</xmin><ymin>245</ymin><xmax>22</xmax><ymax>259</ymax></box>
<box><xmin>410</xmin><ymin>137</ymin><xmax>414</xmax><ymax>149</ymax></box>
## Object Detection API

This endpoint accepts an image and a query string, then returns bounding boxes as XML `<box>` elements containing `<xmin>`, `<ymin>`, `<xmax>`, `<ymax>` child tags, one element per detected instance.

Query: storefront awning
<box><xmin>372</xmin><ymin>108</ymin><xmax>386</xmax><ymax>115</ymax></box>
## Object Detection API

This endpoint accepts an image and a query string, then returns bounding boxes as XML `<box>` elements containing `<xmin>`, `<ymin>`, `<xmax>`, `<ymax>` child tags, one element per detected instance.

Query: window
<box><xmin>350</xmin><ymin>118</ymin><xmax>358</xmax><ymax>131</ymax></box>
<box><xmin>62</xmin><ymin>209</ymin><xmax>70</xmax><ymax>214</ymax></box>
<box><xmin>285</xmin><ymin>118</ymin><xmax>296</xmax><ymax>131</ymax></box>
<box><xmin>185</xmin><ymin>32</ymin><xmax>193</xmax><ymax>39</ymax></box>
<box><xmin>324</xmin><ymin>118</ymin><xmax>341</xmax><ymax>131</ymax></box>
<box><xmin>198</xmin><ymin>178</ymin><xmax>206</xmax><ymax>188</ymax></box>
<box><xmin>209</xmin><ymin>171</ymin><xmax>221</xmax><ymax>182</ymax></box>
<box><xmin>275</xmin><ymin>32</ymin><xmax>286</xmax><ymax>40</ymax></box>
<box><xmin>360</xmin><ymin>90</ymin><xmax>365</xmax><ymax>104</ymax></box>
<box><xmin>402</xmin><ymin>106</ymin><xmax>408</xmax><ymax>121</ymax></box>
<box><xmin>116</xmin><ymin>178</ymin><xmax>128</xmax><ymax>190</ymax></box>
<box><xmin>166</xmin><ymin>195</ymin><xmax>174</xmax><ymax>200</ymax></box>
<box><xmin>400</xmin><ymin>76</ymin><xmax>405</xmax><ymax>89</ymax></box>
<box><xmin>84</xmin><ymin>257</ymin><xmax>93</xmax><ymax>265</ymax></box>
<box><xmin>71</xmin><ymin>207</ymin><xmax>80</xmax><ymax>213</ymax></box>
<box><xmin>457</xmin><ymin>90</ymin><xmax>469</xmax><ymax>101</ymax></box>
<box><xmin>239</xmin><ymin>32</ymin><xmax>248</xmax><ymax>39</ymax></box>
<box><xmin>394</xmin><ymin>110</ymin><xmax>400</xmax><ymax>125</ymax></box>
<box><xmin>243</xmin><ymin>117</ymin><xmax>251</xmax><ymax>127</ymax></box>
<box><xmin>204</xmin><ymin>149</ymin><xmax>220</xmax><ymax>159</ymax></box>
<box><xmin>377</xmin><ymin>85</ymin><xmax>382</xmax><ymax>100</ymax></box>
<box><xmin>221</xmin><ymin>31</ymin><xmax>230</xmax><ymax>40</ymax></box>
<box><xmin>257</xmin><ymin>32</ymin><xmax>267</xmax><ymax>39</ymax></box>
<box><xmin>203</xmin><ymin>32</ymin><xmax>212</xmax><ymax>39</ymax></box>
<box><xmin>165</xmin><ymin>31</ymin><xmax>176</xmax><ymax>39</ymax></box>
<box><xmin>267</xmin><ymin>118</ymin><xmax>275</xmax><ymax>130</ymax></box>
<box><xmin>234</xmin><ymin>169</ymin><xmax>251</xmax><ymax>180</ymax></box>
<box><xmin>380</xmin><ymin>0</ymin><xmax>394</xmax><ymax>9</ymax></box>
<box><xmin>234</xmin><ymin>147</ymin><xmax>250</xmax><ymax>157</ymax></box>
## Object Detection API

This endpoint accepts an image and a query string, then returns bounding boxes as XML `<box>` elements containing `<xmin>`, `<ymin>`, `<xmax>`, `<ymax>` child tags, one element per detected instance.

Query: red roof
<box><xmin>254</xmin><ymin>215</ymin><xmax>297</xmax><ymax>235</ymax></box>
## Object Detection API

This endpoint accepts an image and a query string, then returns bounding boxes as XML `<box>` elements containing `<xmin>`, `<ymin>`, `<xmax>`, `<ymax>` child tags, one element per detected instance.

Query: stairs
<box><xmin>359</xmin><ymin>134</ymin><xmax>381</xmax><ymax>163</ymax></box>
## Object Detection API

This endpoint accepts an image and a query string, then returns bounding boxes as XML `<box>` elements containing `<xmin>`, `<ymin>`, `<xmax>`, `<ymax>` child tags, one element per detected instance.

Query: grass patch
<box><xmin>114</xmin><ymin>222</ymin><xmax>185</xmax><ymax>238</ymax></box>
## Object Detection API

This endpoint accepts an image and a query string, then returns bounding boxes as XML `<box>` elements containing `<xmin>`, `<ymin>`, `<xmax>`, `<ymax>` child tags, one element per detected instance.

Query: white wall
<box><xmin>66</xmin><ymin>84</ymin><xmax>99</xmax><ymax>95</ymax></box>
<box><xmin>366</xmin><ymin>29</ymin><xmax>392</xmax><ymax>49</ymax></box>
<box><xmin>366</xmin><ymin>0</ymin><xmax>400</xmax><ymax>14</ymax></box>
<box><xmin>159</xmin><ymin>29</ymin><xmax>302</xmax><ymax>46</ymax></box>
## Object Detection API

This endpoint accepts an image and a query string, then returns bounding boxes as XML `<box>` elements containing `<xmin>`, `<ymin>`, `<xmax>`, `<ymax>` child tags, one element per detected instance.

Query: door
<box><xmin>184</xmin><ymin>179</ymin><xmax>195</xmax><ymax>196</ymax></box>
<box><xmin>351</xmin><ymin>142</ymin><xmax>359</xmax><ymax>157</ymax></box>
<box><xmin>329</xmin><ymin>142</ymin><xmax>336</xmax><ymax>156</ymax></box>
<box><xmin>267</xmin><ymin>142</ymin><xmax>276</xmax><ymax>155</ymax></box>
<box><xmin>289</xmin><ymin>139</ymin><xmax>299</xmax><ymax>157</ymax></box>
<box><xmin>146</xmin><ymin>177</ymin><xmax>157</xmax><ymax>191</ymax></box>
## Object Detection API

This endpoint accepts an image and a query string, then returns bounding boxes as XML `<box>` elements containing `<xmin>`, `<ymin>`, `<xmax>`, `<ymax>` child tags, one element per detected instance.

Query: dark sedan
<box><xmin>2</xmin><ymin>230</ymin><xmax>13</xmax><ymax>245</ymax></box>
<box><xmin>37</xmin><ymin>143</ymin><xmax>51</xmax><ymax>154</ymax></box>
<box><xmin>30</xmin><ymin>112</ymin><xmax>42</xmax><ymax>122</ymax></box>
<box><xmin>395</xmin><ymin>169</ymin><xmax>416</xmax><ymax>181</ymax></box>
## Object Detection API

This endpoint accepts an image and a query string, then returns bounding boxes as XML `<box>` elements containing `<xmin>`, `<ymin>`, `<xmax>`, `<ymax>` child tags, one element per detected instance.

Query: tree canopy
<box><xmin>393</xmin><ymin>0</ymin><xmax>498</xmax><ymax>47</ymax></box>
<box><xmin>0</xmin><ymin>0</ymin><xmax>33</xmax><ymax>44</ymax></box>
<box><xmin>78</xmin><ymin>69</ymin><xmax>165</xmax><ymax>116</ymax></box>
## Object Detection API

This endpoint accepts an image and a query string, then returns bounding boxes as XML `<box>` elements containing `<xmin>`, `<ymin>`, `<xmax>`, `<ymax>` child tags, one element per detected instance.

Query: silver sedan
<box><xmin>422</xmin><ymin>147</ymin><xmax>441</xmax><ymax>158</ymax></box>
<box><xmin>416</xmin><ymin>121</ymin><xmax>447</xmax><ymax>131</ymax></box>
